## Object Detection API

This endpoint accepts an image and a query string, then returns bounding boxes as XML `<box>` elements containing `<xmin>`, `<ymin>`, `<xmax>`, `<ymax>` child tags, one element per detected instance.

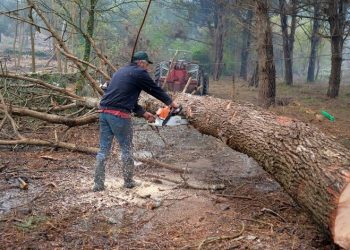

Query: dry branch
<box><xmin>0</xmin><ymin>104</ymin><xmax>98</xmax><ymax>127</ymax></box>
<box><xmin>34</xmin><ymin>103</ymin><xmax>78</xmax><ymax>112</ymax></box>
<box><xmin>0</xmin><ymin>138</ymin><xmax>98</xmax><ymax>154</ymax></box>
<box><xmin>0</xmin><ymin>138</ymin><xmax>191</xmax><ymax>178</ymax></box>
<box><xmin>0</xmin><ymin>91</ymin><xmax>23</xmax><ymax>139</ymax></box>
<box><xmin>56</xmin><ymin>46</ymin><xmax>111</xmax><ymax>81</ymax></box>
<box><xmin>139</xmin><ymin>158</ymin><xmax>189</xmax><ymax>173</ymax></box>
<box><xmin>162</xmin><ymin>50</ymin><xmax>178</xmax><ymax>89</ymax></box>
<box><xmin>86</xmin><ymin>35</ymin><xmax>117</xmax><ymax>72</ymax></box>
<box><xmin>28</xmin><ymin>0</ymin><xmax>103</xmax><ymax>95</ymax></box>
<box><xmin>182</xmin><ymin>77</ymin><xmax>192</xmax><ymax>93</ymax></box>
<box><xmin>0</xmin><ymin>73</ymin><xmax>81</xmax><ymax>100</ymax></box>
<box><xmin>197</xmin><ymin>222</ymin><xmax>245</xmax><ymax>250</ymax></box>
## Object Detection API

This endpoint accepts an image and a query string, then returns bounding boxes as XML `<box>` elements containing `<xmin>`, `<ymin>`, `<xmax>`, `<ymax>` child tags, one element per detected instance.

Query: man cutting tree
<box><xmin>93</xmin><ymin>51</ymin><xmax>179</xmax><ymax>191</ymax></box>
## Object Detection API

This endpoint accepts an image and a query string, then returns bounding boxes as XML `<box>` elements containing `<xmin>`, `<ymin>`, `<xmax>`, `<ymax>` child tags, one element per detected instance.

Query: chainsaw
<box><xmin>152</xmin><ymin>105</ymin><xmax>188</xmax><ymax>126</ymax></box>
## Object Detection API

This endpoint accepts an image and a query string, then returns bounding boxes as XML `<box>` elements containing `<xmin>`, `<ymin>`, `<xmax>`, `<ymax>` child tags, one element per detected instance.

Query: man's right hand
<box><xmin>143</xmin><ymin>112</ymin><xmax>155</xmax><ymax>123</ymax></box>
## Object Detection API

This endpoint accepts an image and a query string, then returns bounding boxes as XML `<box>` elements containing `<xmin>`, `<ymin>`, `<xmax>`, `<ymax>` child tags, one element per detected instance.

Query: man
<box><xmin>93</xmin><ymin>51</ymin><xmax>179</xmax><ymax>191</ymax></box>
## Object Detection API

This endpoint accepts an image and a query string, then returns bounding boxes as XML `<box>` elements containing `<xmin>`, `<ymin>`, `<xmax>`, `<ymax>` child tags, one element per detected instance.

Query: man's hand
<box><xmin>170</xmin><ymin>101</ymin><xmax>179</xmax><ymax>109</ymax></box>
<box><xmin>143</xmin><ymin>112</ymin><xmax>155</xmax><ymax>123</ymax></box>
<box><xmin>169</xmin><ymin>101</ymin><xmax>182</xmax><ymax>115</ymax></box>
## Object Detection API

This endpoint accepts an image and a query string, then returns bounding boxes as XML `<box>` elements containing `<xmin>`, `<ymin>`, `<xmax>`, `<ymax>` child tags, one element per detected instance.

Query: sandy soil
<box><xmin>0</xmin><ymin>117</ymin><xmax>331</xmax><ymax>249</ymax></box>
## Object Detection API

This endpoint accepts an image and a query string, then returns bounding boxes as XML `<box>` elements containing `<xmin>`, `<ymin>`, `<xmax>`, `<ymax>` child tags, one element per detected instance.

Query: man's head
<box><xmin>132</xmin><ymin>51</ymin><xmax>153</xmax><ymax>70</ymax></box>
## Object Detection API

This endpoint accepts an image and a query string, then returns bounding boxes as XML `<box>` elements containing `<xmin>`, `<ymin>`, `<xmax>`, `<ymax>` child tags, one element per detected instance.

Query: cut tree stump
<box><xmin>140</xmin><ymin>93</ymin><xmax>350</xmax><ymax>249</ymax></box>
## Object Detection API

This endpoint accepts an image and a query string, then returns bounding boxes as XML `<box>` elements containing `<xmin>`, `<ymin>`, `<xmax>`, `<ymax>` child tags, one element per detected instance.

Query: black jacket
<box><xmin>99</xmin><ymin>63</ymin><xmax>172</xmax><ymax>116</ymax></box>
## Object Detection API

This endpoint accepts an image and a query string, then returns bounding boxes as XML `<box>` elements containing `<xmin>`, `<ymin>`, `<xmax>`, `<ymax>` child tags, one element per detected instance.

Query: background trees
<box><xmin>1</xmin><ymin>2</ymin><xmax>350</xmax><ymax>247</ymax></box>
<box><xmin>0</xmin><ymin>0</ymin><xmax>349</xmax><ymax>102</ymax></box>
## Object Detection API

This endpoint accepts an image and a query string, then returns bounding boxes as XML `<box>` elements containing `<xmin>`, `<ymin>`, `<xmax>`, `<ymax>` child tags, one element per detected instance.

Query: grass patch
<box><xmin>210</xmin><ymin>78</ymin><xmax>350</xmax><ymax>148</ymax></box>
<box><xmin>15</xmin><ymin>215</ymin><xmax>48</xmax><ymax>231</ymax></box>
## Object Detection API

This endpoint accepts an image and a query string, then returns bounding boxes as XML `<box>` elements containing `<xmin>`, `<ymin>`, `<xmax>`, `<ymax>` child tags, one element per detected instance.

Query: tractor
<box><xmin>154</xmin><ymin>50</ymin><xmax>209</xmax><ymax>95</ymax></box>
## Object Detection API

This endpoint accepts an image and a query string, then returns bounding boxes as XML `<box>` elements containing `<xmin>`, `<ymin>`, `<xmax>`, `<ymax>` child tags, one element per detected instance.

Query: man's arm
<box><xmin>137</xmin><ymin>70</ymin><xmax>174</xmax><ymax>106</ymax></box>
<box><xmin>132</xmin><ymin>103</ymin><xmax>145</xmax><ymax>117</ymax></box>
<box><xmin>134</xmin><ymin>70</ymin><xmax>179</xmax><ymax>122</ymax></box>
<box><xmin>133</xmin><ymin>103</ymin><xmax>155</xmax><ymax>122</ymax></box>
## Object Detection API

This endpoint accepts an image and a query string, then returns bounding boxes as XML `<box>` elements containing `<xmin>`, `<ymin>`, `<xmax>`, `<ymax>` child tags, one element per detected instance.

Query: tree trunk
<box><xmin>54</xmin><ymin>39</ymin><xmax>62</xmax><ymax>73</ymax></box>
<box><xmin>28</xmin><ymin>6</ymin><xmax>36</xmax><ymax>73</ymax></box>
<box><xmin>279</xmin><ymin>0</ymin><xmax>297</xmax><ymax>86</ymax></box>
<box><xmin>83</xmin><ymin>0</ymin><xmax>98</xmax><ymax>63</ymax></box>
<box><xmin>212</xmin><ymin>12</ymin><xmax>225</xmax><ymax>81</ymax></box>
<box><xmin>29</xmin><ymin>26</ymin><xmax>36</xmax><ymax>73</ymax></box>
<box><xmin>17</xmin><ymin>22</ymin><xmax>24</xmax><ymax>68</ymax></box>
<box><xmin>249</xmin><ymin>61</ymin><xmax>259</xmax><ymax>87</ymax></box>
<box><xmin>140</xmin><ymin>93</ymin><xmax>350</xmax><ymax>249</ymax></box>
<box><xmin>307</xmin><ymin>2</ymin><xmax>320</xmax><ymax>83</ymax></box>
<box><xmin>13</xmin><ymin>0</ymin><xmax>19</xmax><ymax>72</ymax></box>
<box><xmin>239</xmin><ymin>9</ymin><xmax>253</xmax><ymax>81</ymax></box>
<box><xmin>316</xmin><ymin>54</ymin><xmax>320</xmax><ymax>80</ymax></box>
<box><xmin>50</xmin><ymin>0</ymin><xmax>62</xmax><ymax>73</ymax></box>
<box><xmin>255</xmin><ymin>0</ymin><xmax>276</xmax><ymax>108</ymax></box>
<box><xmin>327</xmin><ymin>0</ymin><xmax>345</xmax><ymax>98</ymax></box>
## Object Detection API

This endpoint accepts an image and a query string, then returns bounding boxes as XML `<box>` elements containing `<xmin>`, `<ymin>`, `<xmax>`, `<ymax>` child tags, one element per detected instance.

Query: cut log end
<box><xmin>334</xmin><ymin>183</ymin><xmax>350</xmax><ymax>249</ymax></box>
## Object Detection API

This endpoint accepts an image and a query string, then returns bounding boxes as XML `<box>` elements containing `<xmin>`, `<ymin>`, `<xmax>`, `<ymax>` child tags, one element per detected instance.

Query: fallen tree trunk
<box><xmin>140</xmin><ymin>93</ymin><xmax>350</xmax><ymax>249</ymax></box>
<box><xmin>0</xmin><ymin>139</ymin><xmax>186</xmax><ymax>174</ymax></box>
<box><xmin>0</xmin><ymin>138</ymin><xmax>98</xmax><ymax>154</ymax></box>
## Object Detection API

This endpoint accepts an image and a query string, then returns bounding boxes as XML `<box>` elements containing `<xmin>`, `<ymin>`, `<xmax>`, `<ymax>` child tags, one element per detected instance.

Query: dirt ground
<box><xmin>0</xmin><ymin>78</ymin><xmax>347</xmax><ymax>249</ymax></box>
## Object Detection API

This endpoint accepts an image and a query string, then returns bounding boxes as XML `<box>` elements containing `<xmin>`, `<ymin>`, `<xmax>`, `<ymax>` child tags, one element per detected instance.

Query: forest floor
<box><xmin>1</xmin><ymin>77</ymin><xmax>349</xmax><ymax>249</ymax></box>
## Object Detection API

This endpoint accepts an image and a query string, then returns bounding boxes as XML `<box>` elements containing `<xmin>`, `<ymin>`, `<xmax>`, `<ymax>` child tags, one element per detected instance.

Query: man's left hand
<box><xmin>143</xmin><ymin>112</ymin><xmax>155</xmax><ymax>123</ymax></box>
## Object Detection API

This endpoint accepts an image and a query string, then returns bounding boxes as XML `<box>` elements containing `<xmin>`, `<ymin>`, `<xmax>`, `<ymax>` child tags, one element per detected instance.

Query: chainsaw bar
<box><xmin>152</xmin><ymin>105</ymin><xmax>185</xmax><ymax>126</ymax></box>
<box><xmin>153</xmin><ymin>116</ymin><xmax>188</xmax><ymax>126</ymax></box>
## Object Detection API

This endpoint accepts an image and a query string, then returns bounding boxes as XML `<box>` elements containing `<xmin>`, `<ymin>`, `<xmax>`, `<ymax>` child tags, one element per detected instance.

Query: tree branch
<box><xmin>0</xmin><ymin>104</ymin><xmax>98</xmax><ymax>127</ymax></box>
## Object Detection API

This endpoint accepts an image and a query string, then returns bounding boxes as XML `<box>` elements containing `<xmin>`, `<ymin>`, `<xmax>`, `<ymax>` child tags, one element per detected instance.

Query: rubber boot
<box><xmin>122</xmin><ymin>160</ymin><xmax>136</xmax><ymax>189</ymax></box>
<box><xmin>93</xmin><ymin>159</ymin><xmax>105</xmax><ymax>192</ymax></box>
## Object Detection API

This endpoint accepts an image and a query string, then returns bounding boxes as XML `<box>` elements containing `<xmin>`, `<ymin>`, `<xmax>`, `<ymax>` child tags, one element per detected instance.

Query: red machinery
<box><xmin>154</xmin><ymin>51</ymin><xmax>209</xmax><ymax>95</ymax></box>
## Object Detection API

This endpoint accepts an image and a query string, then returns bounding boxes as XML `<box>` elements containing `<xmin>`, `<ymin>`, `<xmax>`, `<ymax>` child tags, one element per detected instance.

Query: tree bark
<box><xmin>140</xmin><ymin>92</ymin><xmax>350</xmax><ymax>249</ymax></box>
<box><xmin>239</xmin><ymin>9</ymin><xmax>253</xmax><ymax>81</ymax></box>
<box><xmin>83</xmin><ymin>0</ymin><xmax>98</xmax><ymax>63</ymax></box>
<box><xmin>255</xmin><ymin>0</ymin><xmax>276</xmax><ymax>108</ymax></box>
<box><xmin>17</xmin><ymin>21</ymin><xmax>24</xmax><ymax>68</ymax></box>
<box><xmin>327</xmin><ymin>0</ymin><xmax>345</xmax><ymax>98</ymax></box>
<box><xmin>13</xmin><ymin>0</ymin><xmax>19</xmax><ymax>72</ymax></box>
<box><xmin>307</xmin><ymin>2</ymin><xmax>320</xmax><ymax>83</ymax></box>
<box><xmin>28</xmin><ymin>6</ymin><xmax>36</xmax><ymax>73</ymax></box>
<box><xmin>212</xmin><ymin>5</ymin><xmax>225</xmax><ymax>81</ymax></box>
<box><xmin>249</xmin><ymin>61</ymin><xmax>259</xmax><ymax>87</ymax></box>
<box><xmin>50</xmin><ymin>0</ymin><xmax>62</xmax><ymax>73</ymax></box>
<box><xmin>279</xmin><ymin>0</ymin><xmax>297</xmax><ymax>86</ymax></box>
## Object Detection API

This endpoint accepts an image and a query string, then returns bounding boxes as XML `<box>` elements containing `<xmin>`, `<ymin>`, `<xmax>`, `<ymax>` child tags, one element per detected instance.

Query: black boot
<box><xmin>93</xmin><ymin>159</ymin><xmax>105</xmax><ymax>192</ymax></box>
<box><xmin>122</xmin><ymin>160</ymin><xmax>136</xmax><ymax>188</ymax></box>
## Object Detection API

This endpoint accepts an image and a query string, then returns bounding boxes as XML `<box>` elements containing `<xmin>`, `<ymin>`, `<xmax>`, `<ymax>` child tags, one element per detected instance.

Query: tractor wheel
<box><xmin>201</xmin><ymin>73</ymin><xmax>209</xmax><ymax>95</ymax></box>
<box><xmin>154</xmin><ymin>63</ymin><xmax>161</xmax><ymax>87</ymax></box>
<box><xmin>198</xmin><ymin>70</ymin><xmax>209</xmax><ymax>96</ymax></box>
